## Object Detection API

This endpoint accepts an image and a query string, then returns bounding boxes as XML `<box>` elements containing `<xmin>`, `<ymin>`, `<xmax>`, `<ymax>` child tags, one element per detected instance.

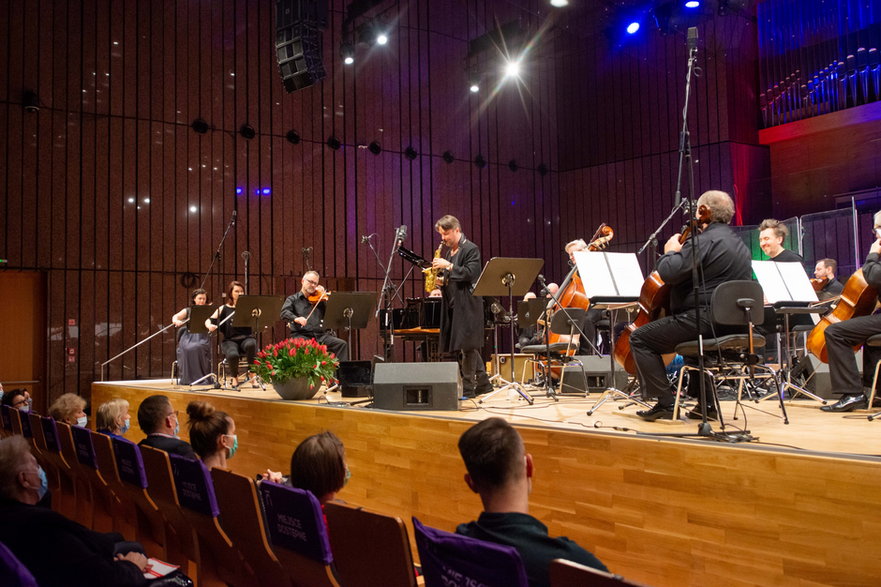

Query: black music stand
<box><xmin>231</xmin><ymin>295</ymin><xmax>284</xmax><ymax>389</ymax></box>
<box><xmin>573</xmin><ymin>251</ymin><xmax>649</xmax><ymax>415</ymax></box>
<box><xmin>472</xmin><ymin>257</ymin><xmax>544</xmax><ymax>405</ymax></box>
<box><xmin>185</xmin><ymin>304</ymin><xmax>219</xmax><ymax>387</ymax></box>
<box><xmin>324</xmin><ymin>292</ymin><xmax>377</xmax><ymax>355</ymax></box>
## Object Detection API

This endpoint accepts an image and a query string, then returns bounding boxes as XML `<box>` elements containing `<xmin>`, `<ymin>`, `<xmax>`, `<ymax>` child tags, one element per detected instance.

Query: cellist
<box><xmin>631</xmin><ymin>190</ymin><xmax>752</xmax><ymax>421</ymax></box>
<box><xmin>564</xmin><ymin>239</ymin><xmax>606</xmax><ymax>355</ymax></box>
<box><xmin>819</xmin><ymin>213</ymin><xmax>881</xmax><ymax>412</ymax></box>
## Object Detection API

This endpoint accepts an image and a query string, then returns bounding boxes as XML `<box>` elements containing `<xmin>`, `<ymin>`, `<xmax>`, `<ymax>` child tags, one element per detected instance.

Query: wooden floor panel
<box><xmin>92</xmin><ymin>379</ymin><xmax>881</xmax><ymax>586</ymax></box>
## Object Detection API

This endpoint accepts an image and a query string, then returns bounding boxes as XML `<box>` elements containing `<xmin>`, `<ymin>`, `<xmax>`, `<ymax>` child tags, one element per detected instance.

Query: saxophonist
<box><xmin>432</xmin><ymin>215</ymin><xmax>493</xmax><ymax>398</ymax></box>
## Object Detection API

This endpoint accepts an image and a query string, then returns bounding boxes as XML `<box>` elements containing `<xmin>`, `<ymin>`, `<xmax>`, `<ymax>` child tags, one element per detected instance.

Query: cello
<box><xmin>613</xmin><ymin>206</ymin><xmax>710</xmax><ymax>374</ymax></box>
<box><xmin>806</xmin><ymin>269</ymin><xmax>878</xmax><ymax>363</ymax></box>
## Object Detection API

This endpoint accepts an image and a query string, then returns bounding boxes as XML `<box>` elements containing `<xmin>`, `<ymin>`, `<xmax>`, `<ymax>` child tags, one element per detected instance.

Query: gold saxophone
<box><xmin>423</xmin><ymin>242</ymin><xmax>444</xmax><ymax>293</ymax></box>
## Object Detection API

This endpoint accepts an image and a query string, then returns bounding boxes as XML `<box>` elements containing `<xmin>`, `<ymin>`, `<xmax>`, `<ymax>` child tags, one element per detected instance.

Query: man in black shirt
<box><xmin>821</xmin><ymin>215</ymin><xmax>881</xmax><ymax>412</ymax></box>
<box><xmin>280</xmin><ymin>271</ymin><xmax>348</xmax><ymax>361</ymax></box>
<box><xmin>759</xmin><ymin>218</ymin><xmax>803</xmax><ymax>263</ymax></box>
<box><xmin>136</xmin><ymin>394</ymin><xmax>196</xmax><ymax>459</ymax></box>
<box><xmin>814</xmin><ymin>258</ymin><xmax>845</xmax><ymax>301</ymax></box>
<box><xmin>631</xmin><ymin>190</ymin><xmax>753</xmax><ymax>421</ymax></box>
<box><xmin>456</xmin><ymin>418</ymin><xmax>607</xmax><ymax>587</ymax></box>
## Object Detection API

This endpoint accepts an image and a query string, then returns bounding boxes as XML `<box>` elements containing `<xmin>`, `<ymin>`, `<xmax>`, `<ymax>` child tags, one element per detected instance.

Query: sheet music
<box><xmin>752</xmin><ymin>261</ymin><xmax>818</xmax><ymax>304</ymax></box>
<box><xmin>574</xmin><ymin>251</ymin><xmax>644</xmax><ymax>299</ymax></box>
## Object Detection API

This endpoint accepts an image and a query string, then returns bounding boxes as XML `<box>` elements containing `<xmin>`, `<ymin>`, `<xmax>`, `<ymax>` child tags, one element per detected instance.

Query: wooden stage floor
<box><xmin>93</xmin><ymin>378</ymin><xmax>881</xmax><ymax>586</ymax></box>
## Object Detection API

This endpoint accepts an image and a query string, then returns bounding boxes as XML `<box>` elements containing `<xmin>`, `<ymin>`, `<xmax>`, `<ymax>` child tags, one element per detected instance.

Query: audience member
<box><xmin>456</xmin><ymin>418</ymin><xmax>606</xmax><ymax>587</ymax></box>
<box><xmin>95</xmin><ymin>398</ymin><xmax>131</xmax><ymax>438</ymax></box>
<box><xmin>263</xmin><ymin>431</ymin><xmax>349</xmax><ymax>506</ymax></box>
<box><xmin>186</xmin><ymin>400</ymin><xmax>237</xmax><ymax>469</ymax></box>
<box><xmin>1</xmin><ymin>388</ymin><xmax>32</xmax><ymax>412</ymax></box>
<box><xmin>49</xmin><ymin>393</ymin><xmax>88</xmax><ymax>427</ymax></box>
<box><xmin>0</xmin><ymin>435</ymin><xmax>149</xmax><ymax>586</ymax></box>
<box><xmin>136</xmin><ymin>394</ymin><xmax>195</xmax><ymax>459</ymax></box>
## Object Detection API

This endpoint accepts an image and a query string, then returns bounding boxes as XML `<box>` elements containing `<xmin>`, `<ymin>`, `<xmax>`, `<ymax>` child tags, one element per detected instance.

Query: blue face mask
<box><xmin>343</xmin><ymin>466</ymin><xmax>351</xmax><ymax>486</ymax></box>
<box><xmin>37</xmin><ymin>466</ymin><xmax>48</xmax><ymax>500</ymax></box>
<box><xmin>76</xmin><ymin>416</ymin><xmax>88</xmax><ymax>428</ymax></box>
<box><xmin>120</xmin><ymin>416</ymin><xmax>131</xmax><ymax>435</ymax></box>
<box><xmin>173</xmin><ymin>419</ymin><xmax>180</xmax><ymax>437</ymax></box>
<box><xmin>225</xmin><ymin>434</ymin><xmax>238</xmax><ymax>459</ymax></box>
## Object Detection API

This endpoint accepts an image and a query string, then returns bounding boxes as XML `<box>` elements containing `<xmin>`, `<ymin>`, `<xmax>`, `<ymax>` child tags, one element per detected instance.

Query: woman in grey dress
<box><xmin>172</xmin><ymin>288</ymin><xmax>212</xmax><ymax>385</ymax></box>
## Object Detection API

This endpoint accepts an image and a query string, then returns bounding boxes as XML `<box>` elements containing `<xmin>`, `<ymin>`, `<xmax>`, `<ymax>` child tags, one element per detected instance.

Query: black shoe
<box><xmin>636</xmin><ymin>403</ymin><xmax>676</xmax><ymax>421</ymax></box>
<box><xmin>820</xmin><ymin>394</ymin><xmax>867</xmax><ymax>412</ymax></box>
<box><xmin>686</xmin><ymin>406</ymin><xmax>718</xmax><ymax>421</ymax></box>
<box><xmin>474</xmin><ymin>383</ymin><xmax>495</xmax><ymax>396</ymax></box>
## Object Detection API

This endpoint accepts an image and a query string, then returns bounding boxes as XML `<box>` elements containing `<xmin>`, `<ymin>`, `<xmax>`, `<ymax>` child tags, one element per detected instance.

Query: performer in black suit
<box><xmin>432</xmin><ymin>215</ymin><xmax>492</xmax><ymax>398</ymax></box>
<box><xmin>631</xmin><ymin>190</ymin><xmax>752</xmax><ymax>421</ymax></box>
<box><xmin>813</xmin><ymin>258</ymin><xmax>845</xmax><ymax>301</ymax></box>
<box><xmin>280</xmin><ymin>270</ymin><xmax>348</xmax><ymax>361</ymax></box>
<box><xmin>821</xmin><ymin>216</ymin><xmax>881</xmax><ymax>412</ymax></box>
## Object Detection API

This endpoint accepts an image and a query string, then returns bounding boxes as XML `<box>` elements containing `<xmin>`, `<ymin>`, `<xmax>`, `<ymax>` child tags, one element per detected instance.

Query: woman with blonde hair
<box><xmin>48</xmin><ymin>393</ymin><xmax>87</xmax><ymax>427</ymax></box>
<box><xmin>95</xmin><ymin>398</ymin><xmax>131</xmax><ymax>438</ymax></box>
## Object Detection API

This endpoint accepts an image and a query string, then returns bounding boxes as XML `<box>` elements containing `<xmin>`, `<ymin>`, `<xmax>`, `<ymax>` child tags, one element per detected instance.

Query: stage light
<box><xmin>286</xmin><ymin>130</ymin><xmax>301</xmax><ymax>145</ymax></box>
<box><xmin>508</xmin><ymin>160</ymin><xmax>518</xmax><ymax>172</ymax></box>
<box><xmin>503</xmin><ymin>59</ymin><xmax>522</xmax><ymax>79</ymax></box>
<box><xmin>239</xmin><ymin>124</ymin><xmax>256</xmax><ymax>140</ymax></box>
<box><xmin>469</xmin><ymin>83</ymin><xmax>479</xmax><ymax>93</ymax></box>
<box><xmin>404</xmin><ymin>146</ymin><xmax>418</xmax><ymax>160</ymax></box>
<box><xmin>474</xmin><ymin>154</ymin><xmax>487</xmax><ymax>169</ymax></box>
<box><xmin>236</xmin><ymin>187</ymin><xmax>243</xmax><ymax>195</ymax></box>
<box><xmin>442</xmin><ymin>151</ymin><xmax>455</xmax><ymax>164</ymax></box>
<box><xmin>262</xmin><ymin>188</ymin><xmax>271</xmax><ymax>195</ymax></box>
<box><xmin>191</xmin><ymin>118</ymin><xmax>209</xmax><ymax>134</ymax></box>
<box><xmin>368</xmin><ymin>141</ymin><xmax>382</xmax><ymax>155</ymax></box>
<box><xmin>189</xmin><ymin>205</ymin><xmax>198</xmax><ymax>213</ymax></box>
<box><xmin>23</xmin><ymin>90</ymin><xmax>40</xmax><ymax>113</ymax></box>
<box><xmin>626</xmin><ymin>21</ymin><xmax>641</xmax><ymax>34</ymax></box>
<box><xmin>341</xmin><ymin>43</ymin><xmax>355</xmax><ymax>65</ymax></box>
<box><xmin>685</xmin><ymin>1</ymin><xmax>700</xmax><ymax>8</ymax></box>
<box><xmin>327</xmin><ymin>136</ymin><xmax>341</xmax><ymax>150</ymax></box>
<box><xmin>550</xmin><ymin>0</ymin><xmax>569</xmax><ymax>6</ymax></box>
<box><xmin>376</xmin><ymin>33</ymin><xmax>388</xmax><ymax>46</ymax></box>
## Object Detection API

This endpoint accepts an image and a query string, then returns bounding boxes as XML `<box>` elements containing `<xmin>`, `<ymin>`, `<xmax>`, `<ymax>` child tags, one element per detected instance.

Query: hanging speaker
<box><xmin>275</xmin><ymin>0</ymin><xmax>327</xmax><ymax>93</ymax></box>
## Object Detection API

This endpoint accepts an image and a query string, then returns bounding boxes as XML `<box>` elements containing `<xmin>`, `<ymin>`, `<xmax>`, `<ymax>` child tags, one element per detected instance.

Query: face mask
<box><xmin>37</xmin><ymin>466</ymin><xmax>48</xmax><ymax>500</ymax></box>
<box><xmin>173</xmin><ymin>419</ymin><xmax>180</xmax><ymax>437</ymax></box>
<box><xmin>343</xmin><ymin>466</ymin><xmax>351</xmax><ymax>487</ymax></box>
<box><xmin>120</xmin><ymin>416</ymin><xmax>131</xmax><ymax>435</ymax></box>
<box><xmin>225</xmin><ymin>434</ymin><xmax>238</xmax><ymax>459</ymax></box>
<box><xmin>20</xmin><ymin>404</ymin><xmax>30</xmax><ymax>413</ymax></box>
<box><xmin>76</xmin><ymin>416</ymin><xmax>88</xmax><ymax>428</ymax></box>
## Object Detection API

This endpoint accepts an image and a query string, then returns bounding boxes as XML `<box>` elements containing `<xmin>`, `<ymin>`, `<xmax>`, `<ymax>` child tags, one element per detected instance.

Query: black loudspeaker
<box><xmin>275</xmin><ymin>0</ymin><xmax>327</xmax><ymax>93</ymax></box>
<box><xmin>559</xmin><ymin>356</ymin><xmax>628</xmax><ymax>394</ymax></box>
<box><xmin>373</xmin><ymin>362</ymin><xmax>462</xmax><ymax>411</ymax></box>
<box><xmin>337</xmin><ymin>360</ymin><xmax>372</xmax><ymax>398</ymax></box>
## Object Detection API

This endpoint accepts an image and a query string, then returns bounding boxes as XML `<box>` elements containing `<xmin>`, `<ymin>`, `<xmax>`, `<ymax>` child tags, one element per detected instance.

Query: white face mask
<box><xmin>76</xmin><ymin>416</ymin><xmax>88</xmax><ymax>428</ymax></box>
<box><xmin>120</xmin><ymin>416</ymin><xmax>131</xmax><ymax>434</ymax></box>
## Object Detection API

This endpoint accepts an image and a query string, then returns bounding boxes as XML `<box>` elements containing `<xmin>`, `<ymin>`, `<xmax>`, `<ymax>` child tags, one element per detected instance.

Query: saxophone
<box><xmin>423</xmin><ymin>242</ymin><xmax>444</xmax><ymax>293</ymax></box>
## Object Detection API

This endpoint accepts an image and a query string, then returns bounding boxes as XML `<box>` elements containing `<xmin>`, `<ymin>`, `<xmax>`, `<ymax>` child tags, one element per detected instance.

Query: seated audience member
<box><xmin>0</xmin><ymin>435</ymin><xmax>150</xmax><ymax>586</ymax></box>
<box><xmin>49</xmin><ymin>393</ymin><xmax>88</xmax><ymax>427</ymax></box>
<box><xmin>1</xmin><ymin>388</ymin><xmax>32</xmax><ymax>412</ymax></box>
<box><xmin>456</xmin><ymin>418</ymin><xmax>606</xmax><ymax>587</ymax></box>
<box><xmin>186</xmin><ymin>400</ymin><xmax>237</xmax><ymax>469</ymax></box>
<box><xmin>136</xmin><ymin>394</ymin><xmax>195</xmax><ymax>459</ymax></box>
<box><xmin>96</xmin><ymin>398</ymin><xmax>131</xmax><ymax>438</ymax></box>
<box><xmin>263</xmin><ymin>431</ymin><xmax>349</xmax><ymax>506</ymax></box>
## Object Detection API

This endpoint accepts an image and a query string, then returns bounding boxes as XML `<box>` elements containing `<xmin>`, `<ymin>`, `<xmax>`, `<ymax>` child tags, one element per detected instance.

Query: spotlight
<box><xmin>684</xmin><ymin>1</ymin><xmax>700</xmax><ymax>7</ymax></box>
<box><xmin>376</xmin><ymin>33</ymin><xmax>389</xmax><ymax>46</ymax></box>
<box><xmin>239</xmin><ymin>124</ymin><xmax>256</xmax><ymax>140</ymax></box>
<box><xmin>469</xmin><ymin>83</ymin><xmax>480</xmax><ymax>93</ymax></box>
<box><xmin>626</xmin><ymin>21</ymin><xmax>641</xmax><ymax>34</ymax></box>
<box><xmin>442</xmin><ymin>151</ymin><xmax>455</xmax><ymax>164</ymax></box>
<box><xmin>404</xmin><ymin>146</ymin><xmax>418</xmax><ymax>160</ymax></box>
<box><xmin>191</xmin><ymin>118</ymin><xmax>209</xmax><ymax>134</ymax></box>
<box><xmin>23</xmin><ymin>90</ymin><xmax>40</xmax><ymax>113</ymax></box>
<box><xmin>550</xmin><ymin>0</ymin><xmax>569</xmax><ymax>6</ymax></box>
<box><xmin>341</xmin><ymin>43</ymin><xmax>355</xmax><ymax>65</ymax></box>
<box><xmin>368</xmin><ymin>141</ymin><xmax>382</xmax><ymax>155</ymax></box>
<box><xmin>474</xmin><ymin>154</ymin><xmax>487</xmax><ymax>169</ymax></box>
<box><xmin>503</xmin><ymin>59</ymin><xmax>522</xmax><ymax>79</ymax></box>
<box><xmin>286</xmin><ymin>130</ymin><xmax>301</xmax><ymax>145</ymax></box>
<box><xmin>327</xmin><ymin>136</ymin><xmax>341</xmax><ymax>150</ymax></box>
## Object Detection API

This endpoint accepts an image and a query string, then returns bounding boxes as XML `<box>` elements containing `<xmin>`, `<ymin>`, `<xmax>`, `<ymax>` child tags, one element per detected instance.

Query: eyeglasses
<box><xmin>304</xmin><ymin>278</ymin><xmax>319</xmax><ymax>285</ymax></box>
<box><xmin>166</xmin><ymin>410</ymin><xmax>179</xmax><ymax>419</ymax></box>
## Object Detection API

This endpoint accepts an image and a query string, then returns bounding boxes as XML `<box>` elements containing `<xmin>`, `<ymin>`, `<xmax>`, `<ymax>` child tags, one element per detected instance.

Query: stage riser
<box><xmin>93</xmin><ymin>382</ymin><xmax>881</xmax><ymax>587</ymax></box>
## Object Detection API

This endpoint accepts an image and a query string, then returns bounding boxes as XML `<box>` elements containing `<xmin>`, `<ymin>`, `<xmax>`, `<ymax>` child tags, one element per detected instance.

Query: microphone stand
<box><xmin>376</xmin><ymin>227</ymin><xmax>405</xmax><ymax>359</ymax></box>
<box><xmin>199</xmin><ymin>209</ymin><xmax>237</xmax><ymax>290</ymax></box>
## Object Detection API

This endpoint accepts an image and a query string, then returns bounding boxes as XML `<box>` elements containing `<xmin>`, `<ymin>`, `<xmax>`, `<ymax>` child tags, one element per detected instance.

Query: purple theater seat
<box><xmin>168</xmin><ymin>454</ymin><xmax>220</xmax><ymax>517</ymax></box>
<box><xmin>258</xmin><ymin>481</ymin><xmax>333</xmax><ymax>565</ymax></box>
<box><xmin>70</xmin><ymin>424</ymin><xmax>98</xmax><ymax>469</ymax></box>
<box><xmin>112</xmin><ymin>437</ymin><xmax>149</xmax><ymax>488</ymax></box>
<box><xmin>0</xmin><ymin>541</ymin><xmax>39</xmax><ymax>587</ymax></box>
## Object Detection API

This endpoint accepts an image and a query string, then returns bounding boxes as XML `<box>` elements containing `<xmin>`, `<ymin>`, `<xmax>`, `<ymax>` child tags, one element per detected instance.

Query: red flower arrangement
<box><xmin>251</xmin><ymin>338</ymin><xmax>339</xmax><ymax>388</ymax></box>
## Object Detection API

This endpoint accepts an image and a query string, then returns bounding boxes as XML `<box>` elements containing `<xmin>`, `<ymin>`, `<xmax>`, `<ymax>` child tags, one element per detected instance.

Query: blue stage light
<box><xmin>685</xmin><ymin>1</ymin><xmax>700</xmax><ymax>8</ymax></box>
<box><xmin>235</xmin><ymin>187</ymin><xmax>243</xmax><ymax>195</ymax></box>
<box><xmin>626</xmin><ymin>21</ymin><xmax>640</xmax><ymax>34</ymax></box>
<box><xmin>262</xmin><ymin>188</ymin><xmax>271</xmax><ymax>195</ymax></box>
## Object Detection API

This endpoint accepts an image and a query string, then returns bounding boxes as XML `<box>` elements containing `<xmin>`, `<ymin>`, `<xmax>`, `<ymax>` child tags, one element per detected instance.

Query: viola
<box><xmin>806</xmin><ymin>269</ymin><xmax>878</xmax><ymax>362</ymax></box>
<box><xmin>810</xmin><ymin>276</ymin><xmax>829</xmax><ymax>292</ymax></box>
<box><xmin>613</xmin><ymin>206</ymin><xmax>710</xmax><ymax>374</ymax></box>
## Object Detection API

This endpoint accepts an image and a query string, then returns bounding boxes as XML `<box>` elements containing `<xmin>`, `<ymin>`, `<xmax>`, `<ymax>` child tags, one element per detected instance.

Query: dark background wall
<box><xmin>1</xmin><ymin>0</ymin><xmax>879</xmax><ymax>402</ymax></box>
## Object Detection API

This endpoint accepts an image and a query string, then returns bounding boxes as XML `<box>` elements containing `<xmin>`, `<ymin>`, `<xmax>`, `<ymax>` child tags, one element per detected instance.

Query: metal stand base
<box><xmin>587</xmin><ymin>385</ymin><xmax>650</xmax><ymax>416</ymax></box>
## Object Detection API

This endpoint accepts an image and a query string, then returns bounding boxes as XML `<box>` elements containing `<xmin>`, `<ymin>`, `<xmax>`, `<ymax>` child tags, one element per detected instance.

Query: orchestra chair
<box><xmin>55</xmin><ymin>421</ymin><xmax>97</xmax><ymax>528</ymax></box>
<box><xmin>26</xmin><ymin>412</ymin><xmax>63</xmax><ymax>503</ymax></box>
<box><xmin>549</xmin><ymin>559</ymin><xmax>648</xmax><ymax>587</ymax></box>
<box><xmin>0</xmin><ymin>405</ymin><xmax>12</xmax><ymax>437</ymax></box>
<box><xmin>258</xmin><ymin>481</ymin><xmax>340</xmax><ymax>587</ymax></box>
<box><xmin>138</xmin><ymin>444</ymin><xmax>200</xmax><ymax>577</ymax></box>
<box><xmin>520</xmin><ymin>308</ymin><xmax>590</xmax><ymax>395</ymax></box>
<box><xmin>169</xmin><ymin>453</ymin><xmax>258</xmax><ymax>587</ymax></box>
<box><xmin>324</xmin><ymin>501</ymin><xmax>419</xmax><ymax>587</ymax></box>
<box><xmin>69</xmin><ymin>425</ymin><xmax>116</xmax><ymax>533</ymax></box>
<box><xmin>37</xmin><ymin>416</ymin><xmax>78</xmax><ymax>518</ymax></box>
<box><xmin>90</xmin><ymin>431</ymin><xmax>150</xmax><ymax>547</ymax></box>
<box><xmin>412</xmin><ymin>517</ymin><xmax>528</xmax><ymax>587</ymax></box>
<box><xmin>0</xmin><ymin>541</ymin><xmax>38</xmax><ymax>587</ymax></box>
<box><xmin>210</xmin><ymin>468</ymin><xmax>292</xmax><ymax>587</ymax></box>
<box><xmin>670</xmin><ymin>281</ymin><xmax>782</xmax><ymax>422</ymax></box>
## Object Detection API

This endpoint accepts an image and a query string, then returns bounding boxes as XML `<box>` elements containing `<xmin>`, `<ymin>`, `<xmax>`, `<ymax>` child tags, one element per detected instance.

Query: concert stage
<box><xmin>93</xmin><ymin>379</ymin><xmax>881</xmax><ymax>586</ymax></box>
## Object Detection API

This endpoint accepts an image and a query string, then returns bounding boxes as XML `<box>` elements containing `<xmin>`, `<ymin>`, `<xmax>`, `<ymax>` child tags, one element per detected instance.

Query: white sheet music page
<box><xmin>574</xmin><ymin>251</ymin><xmax>644</xmax><ymax>299</ymax></box>
<box><xmin>752</xmin><ymin>261</ymin><xmax>818</xmax><ymax>304</ymax></box>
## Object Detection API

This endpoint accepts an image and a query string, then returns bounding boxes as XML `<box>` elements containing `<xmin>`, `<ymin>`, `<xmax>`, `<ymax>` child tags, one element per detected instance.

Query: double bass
<box><xmin>806</xmin><ymin>269</ymin><xmax>878</xmax><ymax>363</ymax></box>
<box><xmin>613</xmin><ymin>206</ymin><xmax>711</xmax><ymax>374</ymax></box>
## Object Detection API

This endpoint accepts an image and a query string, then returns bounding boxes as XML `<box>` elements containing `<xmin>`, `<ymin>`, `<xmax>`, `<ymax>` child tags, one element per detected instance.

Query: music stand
<box><xmin>752</xmin><ymin>261</ymin><xmax>827</xmax><ymax>406</ymax></box>
<box><xmin>573</xmin><ymin>251</ymin><xmax>648</xmax><ymax>415</ymax></box>
<box><xmin>323</xmin><ymin>292</ymin><xmax>377</xmax><ymax>356</ymax></box>
<box><xmin>472</xmin><ymin>257</ymin><xmax>544</xmax><ymax>405</ymax></box>
<box><xmin>185</xmin><ymin>304</ymin><xmax>219</xmax><ymax>387</ymax></box>
<box><xmin>230</xmin><ymin>295</ymin><xmax>284</xmax><ymax>389</ymax></box>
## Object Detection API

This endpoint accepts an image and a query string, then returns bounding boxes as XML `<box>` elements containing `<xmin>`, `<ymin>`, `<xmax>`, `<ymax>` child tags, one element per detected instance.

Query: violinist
<box><xmin>813</xmin><ymin>258</ymin><xmax>844</xmax><ymax>301</ymax></box>
<box><xmin>820</xmin><ymin>215</ymin><xmax>881</xmax><ymax>412</ymax></box>
<box><xmin>631</xmin><ymin>190</ymin><xmax>752</xmax><ymax>421</ymax></box>
<box><xmin>280</xmin><ymin>271</ymin><xmax>349</xmax><ymax>361</ymax></box>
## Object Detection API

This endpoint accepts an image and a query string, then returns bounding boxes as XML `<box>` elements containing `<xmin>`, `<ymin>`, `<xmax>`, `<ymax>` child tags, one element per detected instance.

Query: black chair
<box><xmin>671</xmin><ymin>281</ymin><xmax>783</xmax><ymax>422</ymax></box>
<box><xmin>521</xmin><ymin>308</ymin><xmax>589</xmax><ymax>395</ymax></box>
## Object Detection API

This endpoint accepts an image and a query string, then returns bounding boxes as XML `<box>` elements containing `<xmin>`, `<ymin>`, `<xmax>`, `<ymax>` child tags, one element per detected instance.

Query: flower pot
<box><xmin>273</xmin><ymin>377</ymin><xmax>319</xmax><ymax>400</ymax></box>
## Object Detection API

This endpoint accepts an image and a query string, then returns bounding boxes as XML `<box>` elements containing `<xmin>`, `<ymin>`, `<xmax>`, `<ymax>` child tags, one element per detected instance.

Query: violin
<box><xmin>810</xmin><ymin>277</ymin><xmax>829</xmax><ymax>292</ymax></box>
<box><xmin>307</xmin><ymin>287</ymin><xmax>331</xmax><ymax>304</ymax></box>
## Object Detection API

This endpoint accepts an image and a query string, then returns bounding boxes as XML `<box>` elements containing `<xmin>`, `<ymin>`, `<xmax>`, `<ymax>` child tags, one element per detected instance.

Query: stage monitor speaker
<box><xmin>275</xmin><ymin>0</ymin><xmax>327</xmax><ymax>93</ymax></box>
<box><xmin>373</xmin><ymin>362</ymin><xmax>461</xmax><ymax>411</ymax></box>
<box><xmin>337</xmin><ymin>360</ymin><xmax>372</xmax><ymax>398</ymax></box>
<box><xmin>560</xmin><ymin>355</ymin><xmax>628</xmax><ymax>394</ymax></box>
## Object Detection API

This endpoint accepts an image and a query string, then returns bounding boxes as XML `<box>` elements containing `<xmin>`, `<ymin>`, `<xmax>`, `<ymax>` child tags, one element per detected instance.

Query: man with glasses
<box><xmin>136</xmin><ymin>394</ymin><xmax>195</xmax><ymax>458</ymax></box>
<box><xmin>820</xmin><ymin>212</ymin><xmax>881</xmax><ymax>412</ymax></box>
<box><xmin>280</xmin><ymin>270</ymin><xmax>348</xmax><ymax>361</ymax></box>
<box><xmin>1</xmin><ymin>388</ymin><xmax>32</xmax><ymax>412</ymax></box>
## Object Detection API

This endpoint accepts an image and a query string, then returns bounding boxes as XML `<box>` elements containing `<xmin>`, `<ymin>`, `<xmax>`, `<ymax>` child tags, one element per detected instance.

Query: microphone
<box><xmin>397</xmin><ymin>225</ymin><xmax>407</xmax><ymax>242</ymax></box>
<box><xmin>241</xmin><ymin>251</ymin><xmax>251</xmax><ymax>261</ymax></box>
<box><xmin>231</xmin><ymin>209</ymin><xmax>238</xmax><ymax>224</ymax></box>
<box><xmin>361</xmin><ymin>235</ymin><xmax>370</xmax><ymax>244</ymax></box>
<box><xmin>536</xmin><ymin>273</ymin><xmax>546</xmax><ymax>285</ymax></box>
<box><xmin>687</xmin><ymin>26</ymin><xmax>698</xmax><ymax>53</ymax></box>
